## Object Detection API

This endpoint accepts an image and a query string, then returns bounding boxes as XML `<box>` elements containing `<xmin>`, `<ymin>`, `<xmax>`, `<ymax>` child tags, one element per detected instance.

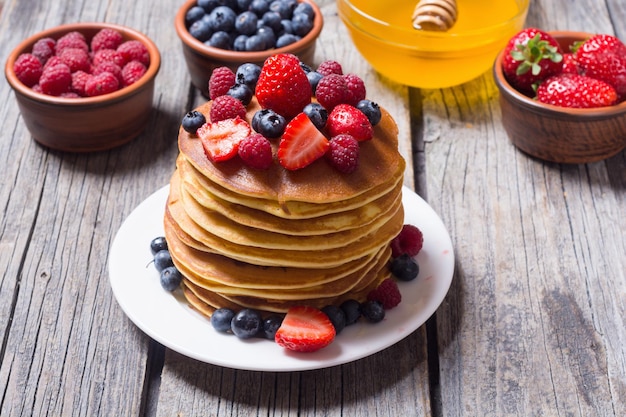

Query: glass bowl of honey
<box><xmin>337</xmin><ymin>0</ymin><xmax>529</xmax><ymax>89</ymax></box>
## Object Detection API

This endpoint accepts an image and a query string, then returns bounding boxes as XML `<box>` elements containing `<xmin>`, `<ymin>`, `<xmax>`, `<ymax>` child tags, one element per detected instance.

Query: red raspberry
<box><xmin>71</xmin><ymin>70</ymin><xmax>91</xmax><ymax>96</ymax></box>
<box><xmin>121</xmin><ymin>60</ymin><xmax>147</xmax><ymax>86</ymax></box>
<box><xmin>210</xmin><ymin>95</ymin><xmax>247</xmax><ymax>122</ymax></box>
<box><xmin>315</xmin><ymin>73</ymin><xmax>348</xmax><ymax>111</ymax></box>
<box><xmin>58</xmin><ymin>47</ymin><xmax>91</xmax><ymax>73</ymax></box>
<box><xmin>326</xmin><ymin>134</ymin><xmax>359</xmax><ymax>174</ymax></box>
<box><xmin>344</xmin><ymin>73</ymin><xmax>366</xmax><ymax>106</ymax></box>
<box><xmin>209</xmin><ymin>66</ymin><xmax>236</xmax><ymax>100</ymax></box>
<box><xmin>317</xmin><ymin>60</ymin><xmax>343</xmax><ymax>76</ymax></box>
<box><xmin>238</xmin><ymin>133</ymin><xmax>273</xmax><ymax>169</ymax></box>
<box><xmin>39</xmin><ymin>63</ymin><xmax>72</xmax><ymax>96</ymax></box>
<box><xmin>367</xmin><ymin>278</ymin><xmax>402</xmax><ymax>310</ymax></box>
<box><xmin>31</xmin><ymin>37</ymin><xmax>56</xmax><ymax>64</ymax></box>
<box><xmin>85</xmin><ymin>71</ymin><xmax>119</xmax><ymax>97</ymax></box>
<box><xmin>91</xmin><ymin>28</ymin><xmax>124</xmax><ymax>52</ymax></box>
<box><xmin>13</xmin><ymin>53</ymin><xmax>43</xmax><ymax>87</ymax></box>
<box><xmin>55</xmin><ymin>31</ymin><xmax>88</xmax><ymax>53</ymax></box>
<box><xmin>117</xmin><ymin>40</ymin><xmax>150</xmax><ymax>66</ymax></box>
<box><xmin>60</xmin><ymin>91</ymin><xmax>81</xmax><ymax>98</ymax></box>
<box><xmin>92</xmin><ymin>48</ymin><xmax>125</xmax><ymax>67</ymax></box>
<box><xmin>390</xmin><ymin>224</ymin><xmax>424</xmax><ymax>258</ymax></box>
<box><xmin>93</xmin><ymin>61</ymin><xmax>123</xmax><ymax>85</ymax></box>
<box><xmin>43</xmin><ymin>56</ymin><xmax>63</xmax><ymax>70</ymax></box>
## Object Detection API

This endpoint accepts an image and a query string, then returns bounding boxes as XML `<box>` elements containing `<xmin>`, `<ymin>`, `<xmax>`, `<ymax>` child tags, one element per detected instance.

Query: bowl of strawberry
<box><xmin>493</xmin><ymin>28</ymin><xmax>626</xmax><ymax>163</ymax></box>
<box><xmin>5</xmin><ymin>22</ymin><xmax>161</xmax><ymax>152</ymax></box>
<box><xmin>175</xmin><ymin>0</ymin><xmax>322</xmax><ymax>96</ymax></box>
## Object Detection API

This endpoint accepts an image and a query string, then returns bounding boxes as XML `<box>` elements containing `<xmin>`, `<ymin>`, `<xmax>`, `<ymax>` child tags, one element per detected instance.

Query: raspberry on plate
<box><xmin>390</xmin><ymin>224</ymin><xmax>424</xmax><ymax>258</ymax></box>
<box><xmin>367</xmin><ymin>278</ymin><xmax>402</xmax><ymax>310</ymax></box>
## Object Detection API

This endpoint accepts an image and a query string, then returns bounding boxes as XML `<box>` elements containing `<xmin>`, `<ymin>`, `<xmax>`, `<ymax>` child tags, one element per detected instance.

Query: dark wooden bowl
<box><xmin>493</xmin><ymin>31</ymin><xmax>626</xmax><ymax>164</ymax></box>
<box><xmin>174</xmin><ymin>0</ymin><xmax>323</xmax><ymax>96</ymax></box>
<box><xmin>5</xmin><ymin>22</ymin><xmax>161</xmax><ymax>152</ymax></box>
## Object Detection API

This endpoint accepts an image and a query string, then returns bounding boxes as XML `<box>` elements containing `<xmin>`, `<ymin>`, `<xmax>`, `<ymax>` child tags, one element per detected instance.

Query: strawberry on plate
<box><xmin>536</xmin><ymin>73</ymin><xmax>618</xmax><ymax>108</ymax></box>
<box><xmin>275</xmin><ymin>306</ymin><xmax>336</xmax><ymax>352</ymax></box>
<box><xmin>502</xmin><ymin>28</ymin><xmax>563</xmax><ymax>95</ymax></box>
<box><xmin>326</xmin><ymin>103</ymin><xmax>373</xmax><ymax>142</ymax></box>
<box><xmin>197</xmin><ymin>117</ymin><xmax>251</xmax><ymax>162</ymax></box>
<box><xmin>574</xmin><ymin>33</ymin><xmax>626</xmax><ymax>98</ymax></box>
<box><xmin>255</xmin><ymin>53</ymin><xmax>312</xmax><ymax>120</ymax></box>
<box><xmin>278</xmin><ymin>112</ymin><xmax>330</xmax><ymax>170</ymax></box>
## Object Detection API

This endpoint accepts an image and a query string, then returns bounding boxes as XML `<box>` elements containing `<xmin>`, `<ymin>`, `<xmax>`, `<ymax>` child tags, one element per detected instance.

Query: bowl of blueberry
<box><xmin>175</xmin><ymin>0</ymin><xmax>323</xmax><ymax>96</ymax></box>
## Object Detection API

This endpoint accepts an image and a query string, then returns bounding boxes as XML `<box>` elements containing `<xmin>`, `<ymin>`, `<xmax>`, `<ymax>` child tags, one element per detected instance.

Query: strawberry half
<box><xmin>255</xmin><ymin>53</ymin><xmax>312</xmax><ymax>119</ymax></box>
<box><xmin>275</xmin><ymin>306</ymin><xmax>336</xmax><ymax>352</ymax></box>
<box><xmin>326</xmin><ymin>104</ymin><xmax>373</xmax><ymax>141</ymax></box>
<box><xmin>197</xmin><ymin>117</ymin><xmax>251</xmax><ymax>162</ymax></box>
<box><xmin>278</xmin><ymin>112</ymin><xmax>330</xmax><ymax>170</ymax></box>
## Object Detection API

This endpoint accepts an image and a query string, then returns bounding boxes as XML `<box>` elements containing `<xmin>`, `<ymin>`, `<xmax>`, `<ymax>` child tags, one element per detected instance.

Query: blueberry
<box><xmin>160</xmin><ymin>266</ymin><xmax>182</xmax><ymax>291</ymax></box>
<box><xmin>228</xmin><ymin>83</ymin><xmax>253</xmax><ymax>105</ymax></box>
<box><xmin>262</xmin><ymin>11</ymin><xmax>283</xmax><ymax>33</ymax></box>
<box><xmin>249</xmin><ymin>0</ymin><xmax>269</xmax><ymax>16</ymax></box>
<box><xmin>256</xmin><ymin>26</ymin><xmax>276</xmax><ymax>48</ymax></box>
<box><xmin>185</xmin><ymin>6</ymin><xmax>206</xmax><ymax>26</ymax></box>
<box><xmin>252</xmin><ymin>108</ymin><xmax>286</xmax><ymax>138</ymax></box>
<box><xmin>217</xmin><ymin>0</ymin><xmax>237</xmax><ymax>9</ymax></box>
<box><xmin>340</xmin><ymin>299</ymin><xmax>361</xmax><ymax>325</ymax></box>
<box><xmin>356</xmin><ymin>99</ymin><xmax>382</xmax><ymax>126</ymax></box>
<box><xmin>208</xmin><ymin>6</ymin><xmax>237</xmax><ymax>32</ymax></box>
<box><xmin>231</xmin><ymin>309</ymin><xmax>263</xmax><ymax>339</ymax></box>
<box><xmin>303</xmin><ymin>102</ymin><xmax>327</xmax><ymax>130</ymax></box>
<box><xmin>245</xmin><ymin>34</ymin><xmax>266</xmax><ymax>51</ymax></box>
<box><xmin>207</xmin><ymin>31</ymin><xmax>233</xmax><ymax>49</ymax></box>
<box><xmin>188</xmin><ymin>19</ymin><xmax>213</xmax><ymax>42</ymax></box>
<box><xmin>235</xmin><ymin>11</ymin><xmax>258</xmax><ymax>35</ymax></box>
<box><xmin>269</xmin><ymin>0</ymin><xmax>292</xmax><ymax>18</ymax></box>
<box><xmin>276</xmin><ymin>33</ymin><xmax>299</xmax><ymax>48</ymax></box>
<box><xmin>360</xmin><ymin>300</ymin><xmax>385</xmax><ymax>323</ymax></box>
<box><xmin>322</xmin><ymin>305</ymin><xmax>346</xmax><ymax>334</ymax></box>
<box><xmin>262</xmin><ymin>314</ymin><xmax>283</xmax><ymax>339</ymax></box>
<box><xmin>150</xmin><ymin>236</ymin><xmax>168</xmax><ymax>255</ymax></box>
<box><xmin>306</xmin><ymin>71</ymin><xmax>323</xmax><ymax>94</ymax></box>
<box><xmin>233</xmin><ymin>34</ymin><xmax>248</xmax><ymax>51</ymax></box>
<box><xmin>236</xmin><ymin>63</ymin><xmax>262</xmax><ymax>89</ymax></box>
<box><xmin>280</xmin><ymin>19</ymin><xmax>293</xmax><ymax>34</ymax></box>
<box><xmin>237</xmin><ymin>0</ymin><xmax>254</xmax><ymax>12</ymax></box>
<box><xmin>198</xmin><ymin>0</ymin><xmax>220</xmax><ymax>13</ymax></box>
<box><xmin>390</xmin><ymin>254</ymin><xmax>420</xmax><ymax>281</ymax></box>
<box><xmin>291</xmin><ymin>12</ymin><xmax>313</xmax><ymax>37</ymax></box>
<box><xmin>211</xmin><ymin>308</ymin><xmax>236</xmax><ymax>332</ymax></box>
<box><xmin>293</xmin><ymin>2</ymin><xmax>314</xmax><ymax>19</ymax></box>
<box><xmin>182</xmin><ymin>110</ymin><xmax>206</xmax><ymax>134</ymax></box>
<box><xmin>153</xmin><ymin>250</ymin><xmax>174</xmax><ymax>272</ymax></box>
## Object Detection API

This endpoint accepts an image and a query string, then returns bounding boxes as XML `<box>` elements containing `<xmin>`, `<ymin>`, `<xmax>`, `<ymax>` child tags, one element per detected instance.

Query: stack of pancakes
<box><xmin>164</xmin><ymin>98</ymin><xmax>405</xmax><ymax>316</ymax></box>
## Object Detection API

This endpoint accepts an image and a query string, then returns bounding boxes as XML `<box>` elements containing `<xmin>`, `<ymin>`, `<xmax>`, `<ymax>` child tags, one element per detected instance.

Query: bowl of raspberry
<box><xmin>494</xmin><ymin>29</ymin><xmax>626</xmax><ymax>163</ymax></box>
<box><xmin>5</xmin><ymin>22</ymin><xmax>161</xmax><ymax>152</ymax></box>
<box><xmin>175</xmin><ymin>0</ymin><xmax>322</xmax><ymax>96</ymax></box>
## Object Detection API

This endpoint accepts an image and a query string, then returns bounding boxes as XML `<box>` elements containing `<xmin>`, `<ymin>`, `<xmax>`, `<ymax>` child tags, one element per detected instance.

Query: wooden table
<box><xmin>1</xmin><ymin>0</ymin><xmax>625</xmax><ymax>415</ymax></box>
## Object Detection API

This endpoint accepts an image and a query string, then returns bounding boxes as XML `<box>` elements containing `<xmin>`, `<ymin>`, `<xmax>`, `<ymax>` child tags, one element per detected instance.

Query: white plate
<box><xmin>109</xmin><ymin>185</ymin><xmax>454</xmax><ymax>372</ymax></box>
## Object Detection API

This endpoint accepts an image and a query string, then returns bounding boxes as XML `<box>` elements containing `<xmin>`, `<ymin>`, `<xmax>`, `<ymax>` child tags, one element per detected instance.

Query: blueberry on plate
<box><xmin>160</xmin><ymin>266</ymin><xmax>182</xmax><ymax>291</ymax></box>
<box><xmin>182</xmin><ymin>110</ymin><xmax>206</xmax><ymax>134</ymax></box>
<box><xmin>231</xmin><ymin>308</ymin><xmax>263</xmax><ymax>339</ymax></box>
<box><xmin>211</xmin><ymin>308</ymin><xmax>236</xmax><ymax>332</ymax></box>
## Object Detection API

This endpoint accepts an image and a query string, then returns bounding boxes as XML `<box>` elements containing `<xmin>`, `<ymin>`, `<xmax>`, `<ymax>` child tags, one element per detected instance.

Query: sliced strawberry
<box><xmin>326</xmin><ymin>104</ymin><xmax>373</xmax><ymax>142</ymax></box>
<box><xmin>278</xmin><ymin>112</ymin><xmax>330</xmax><ymax>170</ymax></box>
<box><xmin>275</xmin><ymin>306</ymin><xmax>336</xmax><ymax>352</ymax></box>
<box><xmin>197</xmin><ymin>117</ymin><xmax>251</xmax><ymax>162</ymax></box>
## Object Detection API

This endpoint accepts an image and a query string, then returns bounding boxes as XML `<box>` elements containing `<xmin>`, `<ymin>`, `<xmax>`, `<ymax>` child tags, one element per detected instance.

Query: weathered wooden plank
<box><xmin>425</xmin><ymin>0</ymin><xmax>626</xmax><ymax>415</ymax></box>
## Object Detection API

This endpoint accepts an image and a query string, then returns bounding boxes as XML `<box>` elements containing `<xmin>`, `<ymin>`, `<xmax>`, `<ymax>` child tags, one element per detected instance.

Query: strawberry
<box><xmin>277</xmin><ymin>112</ymin><xmax>330</xmax><ymax>170</ymax></box>
<box><xmin>574</xmin><ymin>34</ymin><xmax>626</xmax><ymax>98</ymax></box>
<box><xmin>326</xmin><ymin>104</ymin><xmax>373</xmax><ymax>142</ymax></box>
<box><xmin>197</xmin><ymin>117</ymin><xmax>251</xmax><ymax>162</ymax></box>
<box><xmin>536</xmin><ymin>73</ymin><xmax>618</xmax><ymax>108</ymax></box>
<box><xmin>275</xmin><ymin>306</ymin><xmax>336</xmax><ymax>352</ymax></box>
<box><xmin>255</xmin><ymin>53</ymin><xmax>312</xmax><ymax>119</ymax></box>
<box><xmin>561</xmin><ymin>52</ymin><xmax>579</xmax><ymax>75</ymax></box>
<box><xmin>501</xmin><ymin>28</ymin><xmax>563</xmax><ymax>95</ymax></box>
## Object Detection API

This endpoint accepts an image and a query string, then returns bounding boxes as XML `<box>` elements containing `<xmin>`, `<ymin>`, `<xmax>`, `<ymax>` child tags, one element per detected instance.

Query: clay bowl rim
<box><xmin>174</xmin><ymin>0</ymin><xmax>323</xmax><ymax>64</ymax></box>
<box><xmin>493</xmin><ymin>30</ymin><xmax>626</xmax><ymax>119</ymax></box>
<box><xmin>5</xmin><ymin>22</ymin><xmax>161</xmax><ymax>107</ymax></box>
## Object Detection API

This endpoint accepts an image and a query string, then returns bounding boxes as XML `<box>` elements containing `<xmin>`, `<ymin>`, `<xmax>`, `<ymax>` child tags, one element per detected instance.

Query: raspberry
<box><xmin>344</xmin><ymin>73</ymin><xmax>366</xmax><ymax>106</ymax></box>
<box><xmin>58</xmin><ymin>47</ymin><xmax>91</xmax><ymax>73</ymax></box>
<box><xmin>326</xmin><ymin>134</ymin><xmax>359</xmax><ymax>174</ymax></box>
<box><xmin>84</xmin><ymin>71</ymin><xmax>119</xmax><ymax>97</ymax></box>
<box><xmin>367</xmin><ymin>278</ymin><xmax>402</xmax><ymax>310</ymax></box>
<box><xmin>93</xmin><ymin>61</ymin><xmax>123</xmax><ymax>85</ymax></box>
<box><xmin>117</xmin><ymin>40</ymin><xmax>150</xmax><ymax>66</ymax></box>
<box><xmin>315</xmin><ymin>73</ymin><xmax>348</xmax><ymax>111</ymax></box>
<box><xmin>60</xmin><ymin>91</ymin><xmax>81</xmax><ymax>98</ymax></box>
<box><xmin>390</xmin><ymin>224</ymin><xmax>424</xmax><ymax>258</ymax></box>
<box><xmin>71</xmin><ymin>70</ymin><xmax>91</xmax><ymax>96</ymax></box>
<box><xmin>238</xmin><ymin>133</ymin><xmax>273</xmax><ymax>169</ymax></box>
<box><xmin>31</xmin><ymin>37</ymin><xmax>56</xmax><ymax>64</ymax></box>
<box><xmin>55</xmin><ymin>31</ymin><xmax>88</xmax><ymax>53</ymax></box>
<box><xmin>39</xmin><ymin>63</ymin><xmax>72</xmax><ymax>96</ymax></box>
<box><xmin>209</xmin><ymin>66</ymin><xmax>236</xmax><ymax>100</ymax></box>
<box><xmin>91</xmin><ymin>28</ymin><xmax>124</xmax><ymax>52</ymax></box>
<box><xmin>209</xmin><ymin>94</ymin><xmax>247</xmax><ymax>122</ymax></box>
<box><xmin>13</xmin><ymin>53</ymin><xmax>43</xmax><ymax>87</ymax></box>
<box><xmin>43</xmin><ymin>56</ymin><xmax>63</xmax><ymax>70</ymax></box>
<box><xmin>121</xmin><ymin>60</ymin><xmax>147</xmax><ymax>86</ymax></box>
<box><xmin>317</xmin><ymin>60</ymin><xmax>343</xmax><ymax>76</ymax></box>
<box><xmin>92</xmin><ymin>48</ymin><xmax>125</xmax><ymax>67</ymax></box>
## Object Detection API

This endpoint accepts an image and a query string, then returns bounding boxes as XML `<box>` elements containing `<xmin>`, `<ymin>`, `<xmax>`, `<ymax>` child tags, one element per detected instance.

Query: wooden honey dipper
<box><xmin>412</xmin><ymin>0</ymin><xmax>458</xmax><ymax>32</ymax></box>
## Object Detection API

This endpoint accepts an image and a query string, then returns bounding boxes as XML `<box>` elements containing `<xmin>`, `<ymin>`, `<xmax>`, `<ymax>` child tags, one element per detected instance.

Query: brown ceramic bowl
<box><xmin>175</xmin><ymin>0</ymin><xmax>323</xmax><ymax>95</ymax></box>
<box><xmin>5</xmin><ymin>22</ymin><xmax>161</xmax><ymax>152</ymax></box>
<box><xmin>493</xmin><ymin>31</ymin><xmax>626</xmax><ymax>164</ymax></box>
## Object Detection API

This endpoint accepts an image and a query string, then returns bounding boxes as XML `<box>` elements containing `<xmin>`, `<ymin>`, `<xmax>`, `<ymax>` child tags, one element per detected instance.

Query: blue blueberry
<box><xmin>211</xmin><ymin>308</ymin><xmax>236</xmax><ymax>332</ymax></box>
<box><xmin>159</xmin><ymin>266</ymin><xmax>182</xmax><ymax>291</ymax></box>
<box><xmin>188</xmin><ymin>18</ymin><xmax>213</xmax><ymax>42</ymax></box>
<box><xmin>237</xmin><ymin>0</ymin><xmax>254</xmax><ymax>12</ymax></box>
<box><xmin>236</xmin><ymin>63</ymin><xmax>262</xmax><ymax>89</ymax></box>
<box><xmin>228</xmin><ymin>83</ymin><xmax>253</xmax><ymax>105</ymax></box>
<box><xmin>233</xmin><ymin>34</ymin><xmax>248</xmax><ymax>51</ymax></box>
<box><xmin>276</xmin><ymin>33</ymin><xmax>299</xmax><ymax>48</ymax></box>
<box><xmin>153</xmin><ymin>250</ymin><xmax>174</xmax><ymax>272</ymax></box>
<box><xmin>262</xmin><ymin>11</ymin><xmax>282</xmax><ymax>33</ymax></box>
<box><xmin>198</xmin><ymin>0</ymin><xmax>220</xmax><ymax>13</ymax></box>
<box><xmin>306</xmin><ymin>70</ymin><xmax>323</xmax><ymax>94</ymax></box>
<box><xmin>262</xmin><ymin>314</ymin><xmax>283</xmax><ymax>339</ymax></box>
<box><xmin>235</xmin><ymin>11</ymin><xmax>258</xmax><ymax>35</ymax></box>
<box><xmin>303</xmin><ymin>102</ymin><xmax>327</xmax><ymax>130</ymax></box>
<box><xmin>280</xmin><ymin>19</ymin><xmax>293</xmax><ymax>34</ymax></box>
<box><xmin>182</xmin><ymin>110</ymin><xmax>206</xmax><ymax>134</ymax></box>
<box><xmin>322</xmin><ymin>305</ymin><xmax>346</xmax><ymax>334</ymax></box>
<box><xmin>231</xmin><ymin>309</ymin><xmax>263</xmax><ymax>339</ymax></box>
<box><xmin>340</xmin><ymin>299</ymin><xmax>361</xmax><ymax>325</ymax></box>
<box><xmin>207</xmin><ymin>31</ymin><xmax>233</xmax><ymax>49</ymax></box>
<box><xmin>186</xmin><ymin>6</ymin><xmax>207</xmax><ymax>26</ymax></box>
<box><xmin>356</xmin><ymin>99</ymin><xmax>382</xmax><ymax>126</ymax></box>
<box><xmin>249</xmin><ymin>0</ymin><xmax>269</xmax><ymax>16</ymax></box>
<box><xmin>252</xmin><ymin>108</ymin><xmax>286</xmax><ymax>138</ymax></box>
<box><xmin>208</xmin><ymin>6</ymin><xmax>237</xmax><ymax>32</ymax></box>
<box><xmin>245</xmin><ymin>34</ymin><xmax>266</xmax><ymax>51</ymax></box>
<box><xmin>150</xmin><ymin>236</ymin><xmax>168</xmax><ymax>255</ymax></box>
<box><xmin>390</xmin><ymin>254</ymin><xmax>419</xmax><ymax>281</ymax></box>
<box><xmin>269</xmin><ymin>0</ymin><xmax>293</xmax><ymax>18</ymax></box>
<box><xmin>360</xmin><ymin>300</ymin><xmax>385</xmax><ymax>323</ymax></box>
<box><xmin>293</xmin><ymin>2</ymin><xmax>314</xmax><ymax>19</ymax></box>
<box><xmin>291</xmin><ymin>12</ymin><xmax>313</xmax><ymax>37</ymax></box>
<box><xmin>256</xmin><ymin>26</ymin><xmax>276</xmax><ymax>48</ymax></box>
